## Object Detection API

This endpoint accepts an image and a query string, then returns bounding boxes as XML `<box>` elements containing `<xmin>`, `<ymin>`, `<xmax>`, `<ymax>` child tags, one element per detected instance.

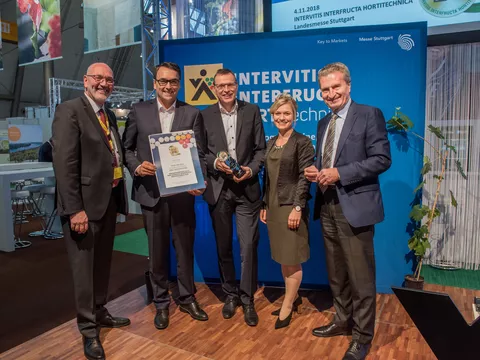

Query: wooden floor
<box><xmin>1</xmin><ymin>283</ymin><xmax>478</xmax><ymax>360</ymax></box>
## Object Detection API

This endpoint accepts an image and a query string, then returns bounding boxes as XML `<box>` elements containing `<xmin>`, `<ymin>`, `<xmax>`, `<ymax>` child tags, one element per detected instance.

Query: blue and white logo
<box><xmin>398</xmin><ymin>34</ymin><xmax>415</xmax><ymax>51</ymax></box>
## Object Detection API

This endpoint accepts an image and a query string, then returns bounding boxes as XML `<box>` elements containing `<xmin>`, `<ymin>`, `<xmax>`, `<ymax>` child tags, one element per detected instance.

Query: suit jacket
<box><xmin>201</xmin><ymin>100</ymin><xmax>266</xmax><ymax>205</ymax></box>
<box><xmin>122</xmin><ymin>99</ymin><xmax>206</xmax><ymax>208</ymax></box>
<box><xmin>313</xmin><ymin>101</ymin><xmax>391</xmax><ymax>227</ymax></box>
<box><xmin>262</xmin><ymin>131</ymin><xmax>314</xmax><ymax>209</ymax></box>
<box><xmin>52</xmin><ymin>95</ymin><xmax>128</xmax><ymax>221</ymax></box>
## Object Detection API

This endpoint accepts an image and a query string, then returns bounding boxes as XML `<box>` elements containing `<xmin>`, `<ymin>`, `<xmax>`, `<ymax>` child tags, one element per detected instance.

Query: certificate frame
<box><xmin>149</xmin><ymin>130</ymin><xmax>205</xmax><ymax>196</ymax></box>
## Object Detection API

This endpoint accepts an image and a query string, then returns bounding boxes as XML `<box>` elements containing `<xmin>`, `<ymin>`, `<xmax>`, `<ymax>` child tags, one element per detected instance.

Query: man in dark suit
<box><xmin>202</xmin><ymin>68</ymin><xmax>266</xmax><ymax>326</ymax></box>
<box><xmin>122</xmin><ymin>62</ymin><xmax>208</xmax><ymax>330</ymax></box>
<box><xmin>52</xmin><ymin>62</ymin><xmax>130</xmax><ymax>360</ymax></box>
<box><xmin>305</xmin><ymin>62</ymin><xmax>391</xmax><ymax>360</ymax></box>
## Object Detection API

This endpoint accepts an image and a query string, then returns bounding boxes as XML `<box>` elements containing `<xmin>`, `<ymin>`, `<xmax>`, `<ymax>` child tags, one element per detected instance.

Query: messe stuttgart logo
<box><xmin>184</xmin><ymin>64</ymin><xmax>223</xmax><ymax>106</ymax></box>
<box><xmin>398</xmin><ymin>34</ymin><xmax>415</xmax><ymax>51</ymax></box>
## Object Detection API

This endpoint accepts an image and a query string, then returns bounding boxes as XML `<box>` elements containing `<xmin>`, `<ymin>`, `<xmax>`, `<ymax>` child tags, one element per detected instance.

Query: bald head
<box><xmin>84</xmin><ymin>62</ymin><xmax>114</xmax><ymax>106</ymax></box>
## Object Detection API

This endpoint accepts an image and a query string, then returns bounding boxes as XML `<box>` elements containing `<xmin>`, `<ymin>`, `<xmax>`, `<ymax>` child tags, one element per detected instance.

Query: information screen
<box><xmin>272</xmin><ymin>0</ymin><xmax>480</xmax><ymax>35</ymax></box>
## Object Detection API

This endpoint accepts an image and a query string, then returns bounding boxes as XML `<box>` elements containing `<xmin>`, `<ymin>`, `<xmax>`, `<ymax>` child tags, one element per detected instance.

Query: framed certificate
<box><xmin>149</xmin><ymin>130</ymin><xmax>205</xmax><ymax>196</ymax></box>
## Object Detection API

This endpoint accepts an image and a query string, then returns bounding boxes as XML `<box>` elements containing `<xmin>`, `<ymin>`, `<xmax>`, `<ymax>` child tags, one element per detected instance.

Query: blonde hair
<box><xmin>269</xmin><ymin>93</ymin><xmax>298</xmax><ymax>115</ymax></box>
<box><xmin>318</xmin><ymin>62</ymin><xmax>351</xmax><ymax>84</ymax></box>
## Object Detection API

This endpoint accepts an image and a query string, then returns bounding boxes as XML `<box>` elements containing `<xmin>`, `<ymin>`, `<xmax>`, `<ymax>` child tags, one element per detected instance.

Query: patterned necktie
<box><xmin>322</xmin><ymin>113</ymin><xmax>338</xmax><ymax>169</ymax></box>
<box><xmin>98</xmin><ymin>109</ymin><xmax>120</xmax><ymax>187</ymax></box>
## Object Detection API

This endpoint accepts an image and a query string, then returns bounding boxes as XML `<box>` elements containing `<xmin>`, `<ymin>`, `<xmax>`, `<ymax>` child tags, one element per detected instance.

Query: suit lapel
<box><xmin>235</xmin><ymin>101</ymin><xmax>243</xmax><ymax>149</ymax></box>
<box><xmin>213</xmin><ymin>104</ymin><xmax>229</xmax><ymax>151</ymax></box>
<box><xmin>170</xmin><ymin>101</ymin><xmax>184</xmax><ymax>132</ymax></box>
<box><xmin>148</xmin><ymin>99</ymin><xmax>162</xmax><ymax>134</ymax></box>
<box><xmin>334</xmin><ymin>102</ymin><xmax>357</xmax><ymax>165</ymax></box>
<box><xmin>315</xmin><ymin>116</ymin><xmax>330</xmax><ymax>169</ymax></box>
<box><xmin>81</xmin><ymin>96</ymin><xmax>110</xmax><ymax>151</ymax></box>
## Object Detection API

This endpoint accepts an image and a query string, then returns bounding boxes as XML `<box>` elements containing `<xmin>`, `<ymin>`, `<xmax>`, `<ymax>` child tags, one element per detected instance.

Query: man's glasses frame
<box><xmin>155</xmin><ymin>78</ymin><xmax>180</xmax><ymax>87</ymax></box>
<box><xmin>213</xmin><ymin>82</ymin><xmax>237</xmax><ymax>90</ymax></box>
<box><xmin>85</xmin><ymin>74</ymin><xmax>115</xmax><ymax>84</ymax></box>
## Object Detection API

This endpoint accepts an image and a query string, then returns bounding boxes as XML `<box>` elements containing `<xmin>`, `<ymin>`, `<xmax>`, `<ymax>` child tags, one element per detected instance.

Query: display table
<box><xmin>0</xmin><ymin>163</ymin><xmax>55</xmax><ymax>252</ymax></box>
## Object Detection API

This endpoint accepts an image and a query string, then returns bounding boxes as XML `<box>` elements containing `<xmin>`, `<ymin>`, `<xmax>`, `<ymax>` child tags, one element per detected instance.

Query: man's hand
<box><xmin>304</xmin><ymin>165</ymin><xmax>319</xmax><ymax>182</ymax></box>
<box><xmin>188</xmin><ymin>181</ymin><xmax>207</xmax><ymax>196</ymax></box>
<box><xmin>136</xmin><ymin>161</ymin><xmax>156</xmax><ymax>177</ymax></box>
<box><xmin>233</xmin><ymin>166</ymin><xmax>252</xmax><ymax>183</ymax></box>
<box><xmin>70</xmin><ymin>210</ymin><xmax>89</xmax><ymax>234</ymax></box>
<box><xmin>260</xmin><ymin>209</ymin><xmax>267</xmax><ymax>224</ymax></box>
<box><xmin>288</xmin><ymin>209</ymin><xmax>301</xmax><ymax>230</ymax></box>
<box><xmin>318</xmin><ymin>168</ymin><xmax>340</xmax><ymax>186</ymax></box>
<box><xmin>216</xmin><ymin>159</ymin><xmax>233</xmax><ymax>175</ymax></box>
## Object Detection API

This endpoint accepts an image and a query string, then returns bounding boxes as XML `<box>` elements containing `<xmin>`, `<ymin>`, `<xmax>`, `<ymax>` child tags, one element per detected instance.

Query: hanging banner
<box><xmin>83</xmin><ymin>0</ymin><xmax>142</xmax><ymax>54</ymax></box>
<box><xmin>1</xmin><ymin>19</ymin><xmax>18</xmax><ymax>43</ymax></box>
<box><xmin>16</xmin><ymin>0</ymin><xmax>62</xmax><ymax>66</ymax></box>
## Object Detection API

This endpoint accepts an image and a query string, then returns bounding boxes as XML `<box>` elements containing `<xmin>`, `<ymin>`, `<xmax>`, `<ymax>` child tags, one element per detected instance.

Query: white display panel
<box><xmin>272</xmin><ymin>0</ymin><xmax>480</xmax><ymax>35</ymax></box>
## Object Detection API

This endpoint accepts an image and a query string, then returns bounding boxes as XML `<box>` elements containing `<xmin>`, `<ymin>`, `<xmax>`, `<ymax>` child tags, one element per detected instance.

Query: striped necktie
<box><xmin>322</xmin><ymin>113</ymin><xmax>338</xmax><ymax>169</ymax></box>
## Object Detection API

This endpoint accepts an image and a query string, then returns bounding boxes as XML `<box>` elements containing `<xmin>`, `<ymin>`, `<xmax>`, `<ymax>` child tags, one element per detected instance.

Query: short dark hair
<box><xmin>213</xmin><ymin>68</ymin><xmax>237</xmax><ymax>84</ymax></box>
<box><xmin>155</xmin><ymin>62</ymin><xmax>181</xmax><ymax>80</ymax></box>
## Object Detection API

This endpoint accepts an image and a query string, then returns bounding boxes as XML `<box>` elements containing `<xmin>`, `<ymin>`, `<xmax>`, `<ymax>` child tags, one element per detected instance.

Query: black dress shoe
<box><xmin>312</xmin><ymin>322</ymin><xmax>352</xmax><ymax>337</ymax></box>
<box><xmin>242</xmin><ymin>303</ymin><xmax>259</xmax><ymax>327</ymax></box>
<box><xmin>83</xmin><ymin>336</ymin><xmax>105</xmax><ymax>360</ymax></box>
<box><xmin>222</xmin><ymin>298</ymin><xmax>240</xmax><ymax>319</ymax></box>
<box><xmin>271</xmin><ymin>296</ymin><xmax>303</xmax><ymax>316</ymax></box>
<box><xmin>275</xmin><ymin>308</ymin><xmax>294</xmax><ymax>329</ymax></box>
<box><xmin>154</xmin><ymin>309</ymin><xmax>169</xmax><ymax>330</ymax></box>
<box><xmin>179</xmin><ymin>301</ymin><xmax>208</xmax><ymax>321</ymax></box>
<box><xmin>98</xmin><ymin>313</ymin><xmax>131</xmax><ymax>328</ymax></box>
<box><xmin>342</xmin><ymin>341</ymin><xmax>371</xmax><ymax>360</ymax></box>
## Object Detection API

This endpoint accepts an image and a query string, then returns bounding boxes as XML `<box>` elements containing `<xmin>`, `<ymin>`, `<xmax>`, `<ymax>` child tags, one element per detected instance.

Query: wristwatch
<box><xmin>294</xmin><ymin>206</ymin><xmax>301</xmax><ymax>212</ymax></box>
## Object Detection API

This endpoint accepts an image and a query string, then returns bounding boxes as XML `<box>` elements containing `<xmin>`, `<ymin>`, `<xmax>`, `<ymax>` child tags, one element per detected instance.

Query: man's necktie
<box><xmin>98</xmin><ymin>109</ymin><xmax>120</xmax><ymax>187</ymax></box>
<box><xmin>320</xmin><ymin>113</ymin><xmax>338</xmax><ymax>192</ymax></box>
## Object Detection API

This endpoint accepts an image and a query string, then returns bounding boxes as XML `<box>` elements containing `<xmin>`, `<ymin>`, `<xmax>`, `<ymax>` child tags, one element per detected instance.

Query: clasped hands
<box><xmin>304</xmin><ymin>165</ymin><xmax>339</xmax><ymax>186</ymax></box>
<box><xmin>216</xmin><ymin>159</ymin><xmax>251</xmax><ymax>183</ymax></box>
<box><xmin>137</xmin><ymin>161</ymin><xmax>206</xmax><ymax>196</ymax></box>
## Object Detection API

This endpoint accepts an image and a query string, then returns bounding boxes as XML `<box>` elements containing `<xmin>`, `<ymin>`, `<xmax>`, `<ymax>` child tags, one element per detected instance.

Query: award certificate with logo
<box><xmin>148</xmin><ymin>130</ymin><xmax>205</xmax><ymax>196</ymax></box>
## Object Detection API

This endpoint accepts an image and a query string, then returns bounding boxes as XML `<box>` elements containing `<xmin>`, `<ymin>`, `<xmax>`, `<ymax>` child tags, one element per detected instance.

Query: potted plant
<box><xmin>387</xmin><ymin>108</ymin><xmax>466</xmax><ymax>290</ymax></box>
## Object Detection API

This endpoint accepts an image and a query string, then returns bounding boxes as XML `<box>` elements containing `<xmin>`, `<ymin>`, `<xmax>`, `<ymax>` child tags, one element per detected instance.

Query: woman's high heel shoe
<box><xmin>275</xmin><ymin>308</ymin><xmax>293</xmax><ymax>329</ymax></box>
<box><xmin>271</xmin><ymin>296</ymin><xmax>303</xmax><ymax>316</ymax></box>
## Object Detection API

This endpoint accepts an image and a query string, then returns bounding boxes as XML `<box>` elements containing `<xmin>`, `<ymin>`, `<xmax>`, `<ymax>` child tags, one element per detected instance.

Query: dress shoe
<box><xmin>312</xmin><ymin>322</ymin><xmax>352</xmax><ymax>338</ymax></box>
<box><xmin>275</xmin><ymin>308</ymin><xmax>294</xmax><ymax>329</ymax></box>
<box><xmin>222</xmin><ymin>297</ymin><xmax>240</xmax><ymax>319</ymax></box>
<box><xmin>98</xmin><ymin>312</ymin><xmax>131</xmax><ymax>328</ymax></box>
<box><xmin>83</xmin><ymin>336</ymin><xmax>105</xmax><ymax>360</ymax></box>
<box><xmin>342</xmin><ymin>340</ymin><xmax>371</xmax><ymax>360</ymax></box>
<box><xmin>179</xmin><ymin>301</ymin><xmax>208</xmax><ymax>321</ymax></box>
<box><xmin>154</xmin><ymin>309</ymin><xmax>169</xmax><ymax>330</ymax></box>
<box><xmin>271</xmin><ymin>296</ymin><xmax>303</xmax><ymax>316</ymax></box>
<box><xmin>242</xmin><ymin>303</ymin><xmax>259</xmax><ymax>327</ymax></box>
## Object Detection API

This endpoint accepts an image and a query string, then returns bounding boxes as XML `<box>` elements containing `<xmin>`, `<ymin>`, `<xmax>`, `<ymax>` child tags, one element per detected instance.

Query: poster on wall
<box><xmin>272</xmin><ymin>0</ymin><xmax>480</xmax><ymax>34</ymax></box>
<box><xmin>8</xmin><ymin>124</ymin><xmax>43</xmax><ymax>162</ymax></box>
<box><xmin>84</xmin><ymin>0</ymin><xmax>141</xmax><ymax>54</ymax></box>
<box><xmin>16</xmin><ymin>0</ymin><xmax>62</xmax><ymax>66</ymax></box>
<box><xmin>0</xmin><ymin>129</ymin><xmax>9</xmax><ymax>163</ymax></box>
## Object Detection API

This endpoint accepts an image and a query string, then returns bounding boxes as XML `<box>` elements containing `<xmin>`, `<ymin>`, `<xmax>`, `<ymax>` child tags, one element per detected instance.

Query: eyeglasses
<box><xmin>214</xmin><ymin>82</ymin><xmax>237</xmax><ymax>90</ymax></box>
<box><xmin>156</xmin><ymin>78</ymin><xmax>180</xmax><ymax>87</ymax></box>
<box><xmin>85</xmin><ymin>74</ymin><xmax>115</xmax><ymax>84</ymax></box>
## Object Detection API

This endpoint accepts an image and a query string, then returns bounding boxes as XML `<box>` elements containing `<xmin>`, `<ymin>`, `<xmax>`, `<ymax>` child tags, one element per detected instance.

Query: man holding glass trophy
<box><xmin>201</xmin><ymin>68</ymin><xmax>266</xmax><ymax>326</ymax></box>
<box><xmin>123</xmin><ymin>62</ymin><xmax>208</xmax><ymax>330</ymax></box>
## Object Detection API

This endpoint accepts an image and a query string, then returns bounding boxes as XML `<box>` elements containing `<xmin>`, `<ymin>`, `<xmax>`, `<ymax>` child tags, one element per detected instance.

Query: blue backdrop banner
<box><xmin>160</xmin><ymin>22</ymin><xmax>427</xmax><ymax>293</ymax></box>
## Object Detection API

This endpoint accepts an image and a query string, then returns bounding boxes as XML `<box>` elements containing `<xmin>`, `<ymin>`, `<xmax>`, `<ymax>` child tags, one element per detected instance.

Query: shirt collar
<box><xmin>157</xmin><ymin>98</ymin><xmax>176</xmax><ymax>112</ymax></box>
<box><xmin>334</xmin><ymin>98</ymin><xmax>352</xmax><ymax>120</ymax></box>
<box><xmin>84</xmin><ymin>92</ymin><xmax>104</xmax><ymax>114</ymax></box>
<box><xmin>219</xmin><ymin>101</ymin><xmax>238</xmax><ymax>115</ymax></box>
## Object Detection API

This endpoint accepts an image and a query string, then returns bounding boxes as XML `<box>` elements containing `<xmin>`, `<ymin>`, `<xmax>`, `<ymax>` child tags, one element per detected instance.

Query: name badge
<box><xmin>114</xmin><ymin>166</ymin><xmax>123</xmax><ymax>180</ymax></box>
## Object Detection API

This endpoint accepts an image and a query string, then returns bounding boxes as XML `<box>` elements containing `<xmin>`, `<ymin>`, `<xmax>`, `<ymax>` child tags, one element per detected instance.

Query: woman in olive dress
<box><xmin>260</xmin><ymin>93</ymin><xmax>315</xmax><ymax>329</ymax></box>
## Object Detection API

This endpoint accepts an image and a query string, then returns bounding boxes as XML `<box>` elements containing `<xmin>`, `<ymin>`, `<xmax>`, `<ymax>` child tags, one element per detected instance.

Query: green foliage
<box><xmin>450</xmin><ymin>190</ymin><xmax>458</xmax><ymax>208</ymax></box>
<box><xmin>408</xmin><ymin>224</ymin><xmax>431</xmax><ymax>257</ymax></box>
<box><xmin>421</xmin><ymin>156</ymin><xmax>432</xmax><ymax>175</ymax></box>
<box><xmin>413</xmin><ymin>181</ymin><xmax>425</xmax><ymax>194</ymax></box>
<box><xmin>456</xmin><ymin>160</ymin><xmax>467</xmax><ymax>180</ymax></box>
<box><xmin>410</xmin><ymin>204</ymin><xmax>430</xmax><ymax>222</ymax></box>
<box><xmin>428</xmin><ymin>125</ymin><xmax>445</xmax><ymax>140</ymax></box>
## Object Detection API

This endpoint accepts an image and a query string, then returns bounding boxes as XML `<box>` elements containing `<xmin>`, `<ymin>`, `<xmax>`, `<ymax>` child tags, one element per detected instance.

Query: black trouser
<box><xmin>141</xmin><ymin>193</ymin><xmax>196</xmax><ymax>310</ymax></box>
<box><xmin>320</xmin><ymin>188</ymin><xmax>376</xmax><ymax>344</ymax></box>
<box><xmin>209</xmin><ymin>183</ymin><xmax>261</xmax><ymax>305</ymax></box>
<box><xmin>63</xmin><ymin>188</ymin><xmax>119</xmax><ymax>338</ymax></box>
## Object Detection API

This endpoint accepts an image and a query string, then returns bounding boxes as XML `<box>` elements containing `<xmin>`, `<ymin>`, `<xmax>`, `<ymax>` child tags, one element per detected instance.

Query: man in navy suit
<box><xmin>305</xmin><ymin>62</ymin><xmax>391</xmax><ymax>360</ymax></box>
<box><xmin>123</xmin><ymin>62</ymin><xmax>208</xmax><ymax>330</ymax></box>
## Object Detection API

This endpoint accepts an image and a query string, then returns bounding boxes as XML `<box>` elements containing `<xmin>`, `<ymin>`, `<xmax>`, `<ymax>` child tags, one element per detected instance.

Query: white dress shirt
<box><xmin>321</xmin><ymin>97</ymin><xmax>352</xmax><ymax>168</ymax></box>
<box><xmin>219</xmin><ymin>101</ymin><xmax>238</xmax><ymax>160</ymax></box>
<box><xmin>157</xmin><ymin>98</ymin><xmax>176</xmax><ymax>133</ymax></box>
